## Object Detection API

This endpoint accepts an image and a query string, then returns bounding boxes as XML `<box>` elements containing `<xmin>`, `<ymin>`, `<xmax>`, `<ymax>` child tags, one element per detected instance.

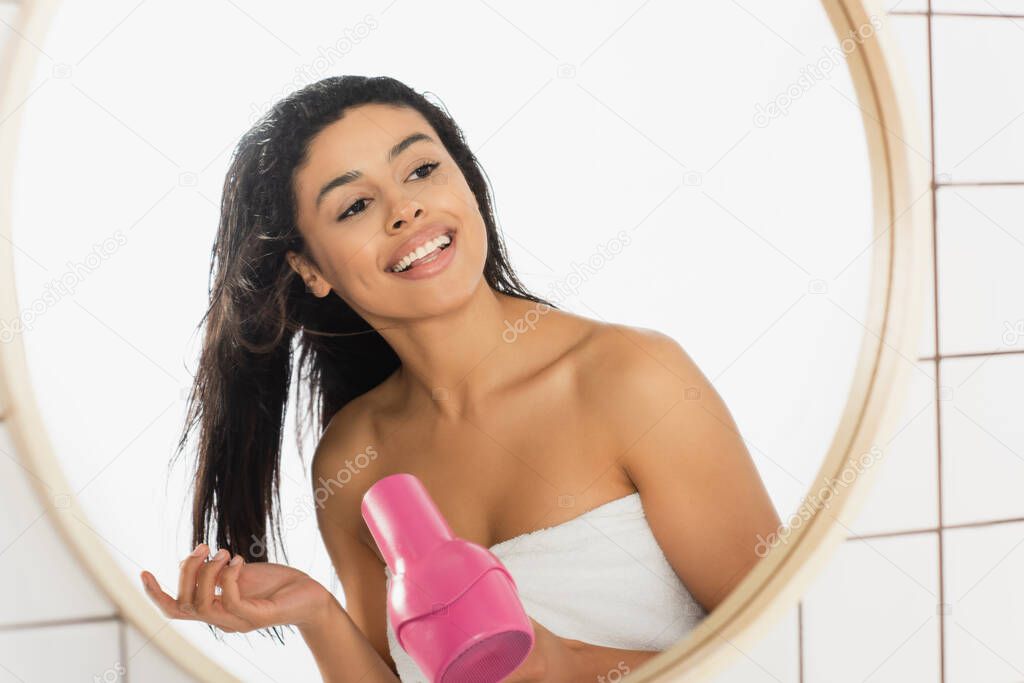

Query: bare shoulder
<box><xmin>579</xmin><ymin>321</ymin><xmax>707</xmax><ymax>401</ymax></box>
<box><xmin>317</xmin><ymin>386</ymin><xmax>377</xmax><ymax>461</ymax></box>
<box><xmin>577</xmin><ymin>322</ymin><xmax>727</xmax><ymax>454</ymax></box>
<box><xmin>311</xmin><ymin>392</ymin><xmax>386</xmax><ymax>533</ymax></box>
<box><xmin>316</xmin><ymin>365</ymin><xmax>401</xmax><ymax>459</ymax></box>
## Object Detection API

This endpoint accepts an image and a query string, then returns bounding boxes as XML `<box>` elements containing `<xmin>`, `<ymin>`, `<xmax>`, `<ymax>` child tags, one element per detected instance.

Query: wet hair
<box><xmin>169</xmin><ymin>75</ymin><xmax>556</xmax><ymax>642</ymax></box>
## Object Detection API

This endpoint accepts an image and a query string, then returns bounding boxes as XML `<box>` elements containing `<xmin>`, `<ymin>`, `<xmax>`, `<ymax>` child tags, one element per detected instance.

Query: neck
<box><xmin>369</xmin><ymin>283</ymin><xmax>541</xmax><ymax>420</ymax></box>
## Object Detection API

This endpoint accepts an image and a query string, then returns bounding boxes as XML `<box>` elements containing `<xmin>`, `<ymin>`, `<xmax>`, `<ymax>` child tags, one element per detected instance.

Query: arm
<box><xmin>507</xmin><ymin>617</ymin><xmax>659</xmax><ymax>682</ymax></box>
<box><xmin>307</xmin><ymin>406</ymin><xmax>400</xmax><ymax>681</ymax></box>
<box><xmin>563</xmin><ymin>638</ymin><xmax>660</xmax><ymax>678</ymax></box>
<box><xmin>598</xmin><ymin>326</ymin><xmax>783</xmax><ymax>612</ymax></box>
<box><xmin>299</xmin><ymin>593</ymin><xmax>398</xmax><ymax>683</ymax></box>
<box><xmin>516</xmin><ymin>327</ymin><xmax>781</xmax><ymax>683</ymax></box>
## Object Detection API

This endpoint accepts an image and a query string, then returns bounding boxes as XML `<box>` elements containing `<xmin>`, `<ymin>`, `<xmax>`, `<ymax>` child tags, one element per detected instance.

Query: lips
<box><xmin>384</xmin><ymin>223</ymin><xmax>456</xmax><ymax>272</ymax></box>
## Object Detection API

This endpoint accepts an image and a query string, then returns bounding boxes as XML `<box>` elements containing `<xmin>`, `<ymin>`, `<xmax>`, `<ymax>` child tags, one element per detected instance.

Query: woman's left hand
<box><xmin>504</xmin><ymin>617</ymin><xmax>575</xmax><ymax>682</ymax></box>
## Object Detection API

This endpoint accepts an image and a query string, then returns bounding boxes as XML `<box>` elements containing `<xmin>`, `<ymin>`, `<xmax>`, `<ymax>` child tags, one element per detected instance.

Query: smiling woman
<box><xmin>149</xmin><ymin>74</ymin><xmax>777</xmax><ymax>681</ymax></box>
<box><xmin>156</xmin><ymin>77</ymin><xmax>582</xmax><ymax>680</ymax></box>
<box><xmin>0</xmin><ymin>1</ymin><xmax>929</xmax><ymax>682</ymax></box>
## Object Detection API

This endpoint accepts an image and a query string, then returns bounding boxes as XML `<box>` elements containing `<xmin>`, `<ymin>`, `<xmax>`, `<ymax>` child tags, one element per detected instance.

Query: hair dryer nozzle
<box><xmin>360</xmin><ymin>473</ymin><xmax>535</xmax><ymax>682</ymax></box>
<box><xmin>361</xmin><ymin>472</ymin><xmax>456</xmax><ymax>572</ymax></box>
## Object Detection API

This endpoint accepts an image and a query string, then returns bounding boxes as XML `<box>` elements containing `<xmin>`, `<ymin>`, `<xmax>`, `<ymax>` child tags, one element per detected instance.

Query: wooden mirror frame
<box><xmin>0</xmin><ymin>0</ymin><xmax>929</xmax><ymax>679</ymax></box>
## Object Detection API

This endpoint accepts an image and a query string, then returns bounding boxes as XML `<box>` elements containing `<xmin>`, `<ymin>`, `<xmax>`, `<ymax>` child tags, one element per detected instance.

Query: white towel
<box><xmin>383</xmin><ymin>493</ymin><xmax>708</xmax><ymax>682</ymax></box>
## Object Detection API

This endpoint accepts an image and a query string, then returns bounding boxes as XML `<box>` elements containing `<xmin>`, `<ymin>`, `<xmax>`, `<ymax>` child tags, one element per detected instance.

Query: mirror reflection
<box><xmin>8</xmin><ymin>1</ymin><xmax>880</xmax><ymax>680</ymax></box>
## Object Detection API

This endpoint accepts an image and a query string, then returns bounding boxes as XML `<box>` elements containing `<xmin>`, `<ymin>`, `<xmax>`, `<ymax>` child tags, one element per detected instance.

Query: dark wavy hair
<box><xmin>169</xmin><ymin>75</ymin><xmax>556</xmax><ymax>642</ymax></box>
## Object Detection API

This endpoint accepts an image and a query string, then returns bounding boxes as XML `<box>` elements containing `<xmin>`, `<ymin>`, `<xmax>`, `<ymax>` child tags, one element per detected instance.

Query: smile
<box><xmin>389</xmin><ymin>231</ymin><xmax>457</xmax><ymax>280</ymax></box>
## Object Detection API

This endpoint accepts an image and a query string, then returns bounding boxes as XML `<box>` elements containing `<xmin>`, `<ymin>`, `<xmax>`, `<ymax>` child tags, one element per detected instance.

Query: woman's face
<box><xmin>289</xmin><ymin>103</ymin><xmax>488</xmax><ymax>322</ymax></box>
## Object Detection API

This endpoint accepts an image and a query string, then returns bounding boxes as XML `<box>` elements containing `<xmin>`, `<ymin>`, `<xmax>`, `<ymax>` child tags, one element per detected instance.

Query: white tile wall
<box><xmin>932</xmin><ymin>16</ymin><xmax>1024</xmax><ymax>181</ymax></box>
<box><xmin>705</xmin><ymin>605</ymin><xmax>801</xmax><ymax>683</ymax></box>
<box><xmin>801</xmin><ymin>533</ymin><xmax>941</xmax><ymax>682</ymax></box>
<box><xmin>124</xmin><ymin>623</ymin><xmax>198</xmax><ymax>683</ymax></box>
<box><xmin>0</xmin><ymin>619</ymin><xmax>122</xmax><ymax>682</ymax></box>
<box><xmin>940</xmin><ymin>354</ymin><xmax>1024</xmax><ymax>526</ymax></box>
<box><xmin>885</xmin><ymin>0</ymin><xmax>929</xmax><ymax>14</ymax></box>
<box><xmin>931</xmin><ymin>0</ymin><xmax>1024</xmax><ymax>14</ymax></box>
<box><xmin>0</xmin><ymin>423</ymin><xmax>116</xmax><ymax>625</ymax></box>
<box><xmin>0</xmin><ymin>424</ymin><xmax>195</xmax><ymax>683</ymax></box>
<box><xmin>846</xmin><ymin>359</ymin><xmax>939</xmax><ymax>537</ymax></box>
<box><xmin>943</xmin><ymin>521</ymin><xmax>1024</xmax><ymax>682</ymax></box>
<box><xmin>937</xmin><ymin>186</ymin><xmax>1024</xmax><ymax>355</ymax></box>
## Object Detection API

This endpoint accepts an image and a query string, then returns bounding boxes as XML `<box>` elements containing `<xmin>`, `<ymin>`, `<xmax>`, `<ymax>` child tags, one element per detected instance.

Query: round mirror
<box><xmin>0</xmin><ymin>0</ymin><xmax>927</xmax><ymax>680</ymax></box>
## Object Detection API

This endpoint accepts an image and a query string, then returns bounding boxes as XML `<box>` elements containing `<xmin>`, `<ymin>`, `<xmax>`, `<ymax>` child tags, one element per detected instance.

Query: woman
<box><xmin>139</xmin><ymin>75</ymin><xmax>781</xmax><ymax>682</ymax></box>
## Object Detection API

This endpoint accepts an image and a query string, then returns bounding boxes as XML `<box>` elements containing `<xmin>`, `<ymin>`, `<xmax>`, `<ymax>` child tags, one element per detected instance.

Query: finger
<box><xmin>219</xmin><ymin>555</ymin><xmax>259</xmax><ymax>626</ymax></box>
<box><xmin>140</xmin><ymin>570</ymin><xmax>192</xmax><ymax>620</ymax></box>
<box><xmin>177</xmin><ymin>543</ymin><xmax>208</xmax><ymax>614</ymax></box>
<box><xmin>144</xmin><ymin>568</ymin><xmax>249</xmax><ymax>632</ymax></box>
<box><xmin>195</xmin><ymin>548</ymin><xmax>230</xmax><ymax>613</ymax></box>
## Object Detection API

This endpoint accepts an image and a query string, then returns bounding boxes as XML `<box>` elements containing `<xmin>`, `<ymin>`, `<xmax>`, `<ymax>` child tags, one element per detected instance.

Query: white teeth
<box><xmin>391</xmin><ymin>233</ymin><xmax>452</xmax><ymax>273</ymax></box>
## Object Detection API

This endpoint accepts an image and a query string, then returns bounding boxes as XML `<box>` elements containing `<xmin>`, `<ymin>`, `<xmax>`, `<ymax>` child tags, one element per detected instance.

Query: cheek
<box><xmin>470</xmin><ymin>214</ymin><xmax>490</xmax><ymax>263</ymax></box>
<box><xmin>321</xmin><ymin>234</ymin><xmax>382</xmax><ymax>292</ymax></box>
<box><xmin>445</xmin><ymin>185</ymin><xmax>488</xmax><ymax>254</ymax></box>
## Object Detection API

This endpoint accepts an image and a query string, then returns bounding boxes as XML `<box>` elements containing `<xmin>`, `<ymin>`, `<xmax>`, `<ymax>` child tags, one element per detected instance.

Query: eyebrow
<box><xmin>314</xmin><ymin>132</ymin><xmax>435</xmax><ymax>211</ymax></box>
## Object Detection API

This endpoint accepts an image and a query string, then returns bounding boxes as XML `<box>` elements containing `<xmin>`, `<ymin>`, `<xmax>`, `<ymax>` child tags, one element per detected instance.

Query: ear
<box><xmin>286</xmin><ymin>250</ymin><xmax>323</xmax><ymax>296</ymax></box>
<box><xmin>285</xmin><ymin>251</ymin><xmax>304</xmax><ymax>278</ymax></box>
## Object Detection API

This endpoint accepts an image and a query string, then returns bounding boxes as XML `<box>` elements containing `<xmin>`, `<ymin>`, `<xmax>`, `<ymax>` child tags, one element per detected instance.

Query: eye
<box><xmin>407</xmin><ymin>161</ymin><xmax>440</xmax><ymax>181</ymax></box>
<box><xmin>337</xmin><ymin>197</ymin><xmax>368</xmax><ymax>222</ymax></box>
<box><xmin>336</xmin><ymin>161</ymin><xmax>441</xmax><ymax>222</ymax></box>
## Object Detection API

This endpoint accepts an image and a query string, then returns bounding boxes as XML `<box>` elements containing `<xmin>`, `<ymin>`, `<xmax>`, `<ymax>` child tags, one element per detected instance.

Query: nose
<box><xmin>390</xmin><ymin>202</ymin><xmax>424</xmax><ymax>233</ymax></box>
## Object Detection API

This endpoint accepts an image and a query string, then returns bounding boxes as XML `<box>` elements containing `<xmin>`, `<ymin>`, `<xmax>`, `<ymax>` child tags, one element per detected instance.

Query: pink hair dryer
<box><xmin>361</xmin><ymin>473</ymin><xmax>535</xmax><ymax>682</ymax></box>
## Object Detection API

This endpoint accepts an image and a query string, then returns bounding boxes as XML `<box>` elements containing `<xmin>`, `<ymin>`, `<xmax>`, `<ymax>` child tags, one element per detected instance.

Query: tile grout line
<box><xmin>847</xmin><ymin>513</ymin><xmax>1024</xmax><ymax>541</ymax></box>
<box><xmin>797</xmin><ymin>600</ymin><xmax>804</xmax><ymax>683</ymax></box>
<box><xmin>119</xmin><ymin>617</ymin><xmax>130</xmax><ymax>683</ymax></box>
<box><xmin>891</xmin><ymin>10</ymin><xmax>1024</xmax><ymax>19</ymax></box>
<box><xmin>0</xmin><ymin>613</ymin><xmax>121</xmax><ymax>632</ymax></box>
<box><xmin>925</xmin><ymin>2</ymin><xmax>948</xmax><ymax>680</ymax></box>
<box><xmin>935</xmin><ymin>180</ymin><xmax>1024</xmax><ymax>187</ymax></box>
<box><xmin>920</xmin><ymin>348</ymin><xmax>1024</xmax><ymax>361</ymax></box>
